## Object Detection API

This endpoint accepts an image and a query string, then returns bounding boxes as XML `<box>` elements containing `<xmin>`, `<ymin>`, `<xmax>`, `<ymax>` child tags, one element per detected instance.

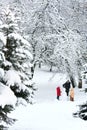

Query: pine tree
<box><xmin>73</xmin><ymin>101</ymin><xmax>87</xmax><ymax>120</ymax></box>
<box><xmin>0</xmin><ymin>7</ymin><xmax>34</xmax><ymax>128</ymax></box>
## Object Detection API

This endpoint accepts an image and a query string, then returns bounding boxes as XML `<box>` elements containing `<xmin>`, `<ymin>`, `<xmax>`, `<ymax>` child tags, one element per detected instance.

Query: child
<box><xmin>56</xmin><ymin>86</ymin><xmax>61</xmax><ymax>100</ymax></box>
<box><xmin>70</xmin><ymin>87</ymin><xmax>74</xmax><ymax>101</ymax></box>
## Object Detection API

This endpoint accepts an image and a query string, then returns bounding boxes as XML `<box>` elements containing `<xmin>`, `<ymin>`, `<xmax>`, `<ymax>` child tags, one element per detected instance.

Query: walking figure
<box><xmin>63</xmin><ymin>80</ymin><xmax>71</xmax><ymax>96</ymax></box>
<box><xmin>70</xmin><ymin>87</ymin><xmax>74</xmax><ymax>101</ymax></box>
<box><xmin>56</xmin><ymin>86</ymin><xmax>61</xmax><ymax>100</ymax></box>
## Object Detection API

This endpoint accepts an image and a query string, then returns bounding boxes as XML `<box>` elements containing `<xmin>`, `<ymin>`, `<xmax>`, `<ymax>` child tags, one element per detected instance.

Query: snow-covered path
<box><xmin>9</xmin><ymin>68</ymin><xmax>87</xmax><ymax>130</ymax></box>
<box><xmin>33</xmin><ymin>69</ymin><xmax>87</xmax><ymax>103</ymax></box>
<box><xmin>33</xmin><ymin>69</ymin><xmax>67</xmax><ymax>102</ymax></box>
<box><xmin>9</xmin><ymin>101</ymin><xmax>87</xmax><ymax>130</ymax></box>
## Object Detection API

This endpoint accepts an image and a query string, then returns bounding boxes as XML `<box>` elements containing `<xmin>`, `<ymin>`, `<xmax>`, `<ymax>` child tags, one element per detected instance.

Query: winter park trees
<box><xmin>24</xmin><ymin>0</ymin><xmax>87</xmax><ymax>88</ymax></box>
<box><xmin>0</xmin><ymin>0</ymin><xmax>87</xmax><ymax>123</ymax></box>
<box><xmin>8</xmin><ymin>0</ymin><xmax>87</xmax><ymax>83</ymax></box>
<box><xmin>0</xmin><ymin>7</ymin><xmax>35</xmax><ymax>129</ymax></box>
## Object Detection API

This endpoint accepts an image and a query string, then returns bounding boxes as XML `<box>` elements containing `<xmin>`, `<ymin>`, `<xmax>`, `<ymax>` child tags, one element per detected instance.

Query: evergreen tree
<box><xmin>73</xmin><ymin>101</ymin><xmax>87</xmax><ymax>120</ymax></box>
<box><xmin>0</xmin><ymin>7</ymin><xmax>34</xmax><ymax>128</ymax></box>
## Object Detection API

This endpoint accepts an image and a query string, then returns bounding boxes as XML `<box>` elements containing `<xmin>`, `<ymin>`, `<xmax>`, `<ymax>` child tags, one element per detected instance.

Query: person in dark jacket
<box><xmin>63</xmin><ymin>80</ymin><xmax>71</xmax><ymax>96</ymax></box>
<box><xmin>56</xmin><ymin>86</ymin><xmax>61</xmax><ymax>100</ymax></box>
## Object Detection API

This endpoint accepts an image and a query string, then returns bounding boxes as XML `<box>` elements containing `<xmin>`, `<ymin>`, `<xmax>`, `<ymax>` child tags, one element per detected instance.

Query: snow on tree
<box><xmin>3</xmin><ymin>0</ymin><xmax>87</xmax><ymax>81</ymax></box>
<box><xmin>73</xmin><ymin>102</ymin><xmax>87</xmax><ymax>120</ymax></box>
<box><xmin>0</xmin><ymin>28</ymin><xmax>16</xmax><ymax>129</ymax></box>
<box><xmin>0</xmin><ymin>7</ymin><xmax>35</xmax><ymax>128</ymax></box>
<box><xmin>14</xmin><ymin>0</ymin><xmax>87</xmax><ymax>80</ymax></box>
<box><xmin>21</xmin><ymin>0</ymin><xmax>64</xmax><ymax>75</ymax></box>
<box><xmin>53</xmin><ymin>28</ymin><xmax>85</xmax><ymax>87</ymax></box>
<box><xmin>27</xmin><ymin>0</ymin><xmax>86</xmax><ymax>84</ymax></box>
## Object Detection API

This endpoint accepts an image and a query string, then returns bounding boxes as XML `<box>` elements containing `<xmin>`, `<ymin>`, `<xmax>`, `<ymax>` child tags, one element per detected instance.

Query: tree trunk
<box><xmin>78</xmin><ymin>79</ymin><xmax>82</xmax><ymax>88</ymax></box>
<box><xmin>50</xmin><ymin>65</ymin><xmax>52</xmax><ymax>72</ymax></box>
<box><xmin>39</xmin><ymin>62</ymin><xmax>41</xmax><ymax>68</ymax></box>
<box><xmin>31</xmin><ymin>63</ymin><xmax>36</xmax><ymax>79</ymax></box>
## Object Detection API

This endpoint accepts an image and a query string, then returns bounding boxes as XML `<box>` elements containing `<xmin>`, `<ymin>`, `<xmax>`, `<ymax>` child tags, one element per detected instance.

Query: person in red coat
<box><xmin>56</xmin><ymin>86</ymin><xmax>61</xmax><ymax>100</ymax></box>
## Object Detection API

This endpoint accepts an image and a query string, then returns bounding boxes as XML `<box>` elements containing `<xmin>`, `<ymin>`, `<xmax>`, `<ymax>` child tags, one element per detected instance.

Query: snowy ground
<box><xmin>9</xmin><ymin>68</ymin><xmax>87</xmax><ymax>130</ymax></box>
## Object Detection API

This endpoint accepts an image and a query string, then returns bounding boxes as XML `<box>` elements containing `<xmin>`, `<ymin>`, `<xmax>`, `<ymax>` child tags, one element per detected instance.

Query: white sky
<box><xmin>7</xmin><ymin>67</ymin><xmax>87</xmax><ymax>130</ymax></box>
